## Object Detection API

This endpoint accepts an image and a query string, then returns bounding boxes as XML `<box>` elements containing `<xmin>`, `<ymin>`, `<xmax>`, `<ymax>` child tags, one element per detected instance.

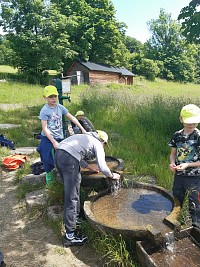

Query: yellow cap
<box><xmin>43</xmin><ymin>85</ymin><xmax>58</xmax><ymax>97</ymax></box>
<box><xmin>75</xmin><ymin>110</ymin><xmax>84</xmax><ymax>116</ymax></box>
<box><xmin>180</xmin><ymin>104</ymin><xmax>200</xmax><ymax>123</ymax></box>
<box><xmin>96</xmin><ymin>130</ymin><xmax>108</xmax><ymax>144</ymax></box>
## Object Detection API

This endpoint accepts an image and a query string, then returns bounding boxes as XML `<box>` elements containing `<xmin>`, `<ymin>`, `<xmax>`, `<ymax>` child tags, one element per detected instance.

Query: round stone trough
<box><xmin>81</xmin><ymin>156</ymin><xmax>124</xmax><ymax>188</ymax></box>
<box><xmin>84</xmin><ymin>180</ymin><xmax>181</xmax><ymax>245</ymax></box>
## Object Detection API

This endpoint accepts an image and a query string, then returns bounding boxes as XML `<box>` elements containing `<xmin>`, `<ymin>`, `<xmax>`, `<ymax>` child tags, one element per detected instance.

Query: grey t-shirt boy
<box><xmin>39</xmin><ymin>103</ymin><xmax>68</xmax><ymax>139</ymax></box>
<box><xmin>58</xmin><ymin>132</ymin><xmax>113</xmax><ymax>178</ymax></box>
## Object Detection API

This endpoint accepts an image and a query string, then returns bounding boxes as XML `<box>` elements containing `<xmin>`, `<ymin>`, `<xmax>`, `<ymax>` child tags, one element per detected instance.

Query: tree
<box><xmin>124</xmin><ymin>36</ymin><xmax>143</xmax><ymax>54</ymax></box>
<box><xmin>51</xmin><ymin>0</ymin><xmax>130</xmax><ymax>69</ymax></box>
<box><xmin>0</xmin><ymin>36</ymin><xmax>14</xmax><ymax>65</ymax></box>
<box><xmin>124</xmin><ymin>36</ymin><xmax>145</xmax><ymax>75</ymax></box>
<box><xmin>0</xmin><ymin>0</ymin><xmax>76</xmax><ymax>83</ymax></box>
<box><xmin>178</xmin><ymin>0</ymin><xmax>200</xmax><ymax>44</ymax></box>
<box><xmin>145</xmin><ymin>9</ymin><xmax>197</xmax><ymax>82</ymax></box>
<box><xmin>0</xmin><ymin>0</ymin><xmax>130</xmax><ymax>83</ymax></box>
<box><xmin>136</xmin><ymin>58</ymin><xmax>160</xmax><ymax>81</ymax></box>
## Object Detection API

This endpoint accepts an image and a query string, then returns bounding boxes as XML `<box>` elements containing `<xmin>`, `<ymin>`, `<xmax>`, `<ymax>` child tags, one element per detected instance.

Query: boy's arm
<box><xmin>169</xmin><ymin>147</ymin><xmax>176</xmax><ymax>172</ymax></box>
<box><xmin>176</xmin><ymin>161</ymin><xmax>200</xmax><ymax>171</ymax></box>
<box><xmin>66</xmin><ymin>113</ymin><xmax>86</xmax><ymax>134</ymax></box>
<box><xmin>41</xmin><ymin>120</ymin><xmax>58</xmax><ymax>148</ymax></box>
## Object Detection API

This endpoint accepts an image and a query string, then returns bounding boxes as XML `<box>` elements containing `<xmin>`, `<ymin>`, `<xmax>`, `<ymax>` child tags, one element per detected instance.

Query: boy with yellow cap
<box><xmin>168</xmin><ymin>104</ymin><xmax>200</xmax><ymax>228</ymax></box>
<box><xmin>54</xmin><ymin>130</ymin><xmax>120</xmax><ymax>247</ymax></box>
<box><xmin>37</xmin><ymin>85</ymin><xmax>86</xmax><ymax>185</ymax></box>
<box><xmin>71</xmin><ymin>110</ymin><xmax>95</xmax><ymax>134</ymax></box>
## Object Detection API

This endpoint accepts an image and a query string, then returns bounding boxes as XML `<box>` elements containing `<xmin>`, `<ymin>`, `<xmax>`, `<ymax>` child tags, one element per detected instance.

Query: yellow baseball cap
<box><xmin>75</xmin><ymin>110</ymin><xmax>84</xmax><ymax>116</ymax></box>
<box><xmin>96</xmin><ymin>130</ymin><xmax>108</xmax><ymax>144</ymax></box>
<box><xmin>180</xmin><ymin>104</ymin><xmax>200</xmax><ymax>123</ymax></box>
<box><xmin>43</xmin><ymin>85</ymin><xmax>58</xmax><ymax>97</ymax></box>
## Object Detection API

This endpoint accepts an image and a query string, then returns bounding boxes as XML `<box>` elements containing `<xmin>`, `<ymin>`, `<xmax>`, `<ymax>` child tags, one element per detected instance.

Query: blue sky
<box><xmin>111</xmin><ymin>0</ymin><xmax>191</xmax><ymax>43</ymax></box>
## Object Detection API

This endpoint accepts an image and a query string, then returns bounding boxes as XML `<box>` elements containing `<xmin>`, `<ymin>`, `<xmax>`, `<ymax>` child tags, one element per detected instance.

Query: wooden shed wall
<box><xmin>89</xmin><ymin>71</ymin><xmax>133</xmax><ymax>85</ymax></box>
<box><xmin>119</xmin><ymin>76</ymin><xmax>133</xmax><ymax>85</ymax></box>
<box><xmin>89</xmin><ymin>71</ymin><xmax>119</xmax><ymax>84</ymax></box>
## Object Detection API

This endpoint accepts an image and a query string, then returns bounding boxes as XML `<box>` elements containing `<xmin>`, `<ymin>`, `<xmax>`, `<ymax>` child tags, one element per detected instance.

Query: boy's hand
<box><xmin>53</xmin><ymin>141</ymin><xmax>59</xmax><ymax>149</ymax></box>
<box><xmin>169</xmin><ymin>163</ymin><xmax>176</xmax><ymax>172</ymax></box>
<box><xmin>112</xmin><ymin>173</ymin><xmax>120</xmax><ymax>179</ymax></box>
<box><xmin>87</xmin><ymin>164</ymin><xmax>99</xmax><ymax>173</ymax></box>
<box><xmin>174</xmin><ymin>163</ymin><xmax>189</xmax><ymax>171</ymax></box>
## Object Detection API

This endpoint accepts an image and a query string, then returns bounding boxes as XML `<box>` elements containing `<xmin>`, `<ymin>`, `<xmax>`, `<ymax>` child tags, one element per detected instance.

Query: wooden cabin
<box><xmin>65</xmin><ymin>60</ymin><xmax>134</xmax><ymax>85</ymax></box>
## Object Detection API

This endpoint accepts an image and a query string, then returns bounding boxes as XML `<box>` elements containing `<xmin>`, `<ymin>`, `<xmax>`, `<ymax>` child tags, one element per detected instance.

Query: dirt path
<box><xmin>0</xmin><ymin>167</ymin><xmax>102</xmax><ymax>267</ymax></box>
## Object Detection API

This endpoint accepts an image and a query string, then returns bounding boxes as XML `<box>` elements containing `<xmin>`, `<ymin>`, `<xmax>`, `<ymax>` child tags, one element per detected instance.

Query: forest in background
<box><xmin>0</xmin><ymin>0</ymin><xmax>199</xmax><ymax>84</ymax></box>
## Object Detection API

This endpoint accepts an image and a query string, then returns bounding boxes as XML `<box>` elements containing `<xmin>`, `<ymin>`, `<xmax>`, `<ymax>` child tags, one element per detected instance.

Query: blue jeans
<box><xmin>173</xmin><ymin>173</ymin><xmax>200</xmax><ymax>227</ymax></box>
<box><xmin>54</xmin><ymin>149</ymin><xmax>81</xmax><ymax>233</ymax></box>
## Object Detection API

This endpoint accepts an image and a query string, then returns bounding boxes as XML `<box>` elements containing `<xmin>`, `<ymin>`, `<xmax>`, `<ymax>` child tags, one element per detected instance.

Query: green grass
<box><xmin>0</xmin><ymin>81</ymin><xmax>44</xmax><ymax>104</ymax></box>
<box><xmin>0</xmin><ymin>79</ymin><xmax>198</xmax><ymax>190</ymax></box>
<box><xmin>48</xmin><ymin>70</ymin><xmax>59</xmax><ymax>75</ymax></box>
<box><xmin>81</xmin><ymin>222</ymin><xmax>138</xmax><ymax>267</ymax></box>
<box><xmin>0</xmin><ymin>65</ymin><xmax>18</xmax><ymax>73</ymax></box>
<box><xmin>0</xmin><ymin>79</ymin><xmax>199</xmax><ymax>190</ymax></box>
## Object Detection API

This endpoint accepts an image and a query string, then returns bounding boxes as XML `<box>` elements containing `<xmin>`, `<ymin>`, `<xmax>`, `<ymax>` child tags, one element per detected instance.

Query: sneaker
<box><xmin>62</xmin><ymin>232</ymin><xmax>88</xmax><ymax>247</ymax></box>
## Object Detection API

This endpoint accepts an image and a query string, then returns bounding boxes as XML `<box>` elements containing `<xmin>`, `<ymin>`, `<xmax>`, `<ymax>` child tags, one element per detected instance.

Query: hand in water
<box><xmin>109</xmin><ymin>173</ymin><xmax>121</xmax><ymax>197</ymax></box>
<box><xmin>111</xmin><ymin>178</ymin><xmax>121</xmax><ymax>197</ymax></box>
<box><xmin>112</xmin><ymin>172</ymin><xmax>120</xmax><ymax>179</ymax></box>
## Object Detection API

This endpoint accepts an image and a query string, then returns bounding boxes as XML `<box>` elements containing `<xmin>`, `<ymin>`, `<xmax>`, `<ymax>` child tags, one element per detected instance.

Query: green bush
<box><xmin>136</xmin><ymin>58</ymin><xmax>160</xmax><ymax>81</ymax></box>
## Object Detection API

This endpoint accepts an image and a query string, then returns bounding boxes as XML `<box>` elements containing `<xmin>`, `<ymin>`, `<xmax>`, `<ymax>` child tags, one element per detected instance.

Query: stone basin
<box><xmin>136</xmin><ymin>227</ymin><xmax>200</xmax><ymax>267</ymax></box>
<box><xmin>81</xmin><ymin>156</ymin><xmax>124</xmax><ymax>188</ymax></box>
<box><xmin>84</xmin><ymin>180</ymin><xmax>181</xmax><ymax>245</ymax></box>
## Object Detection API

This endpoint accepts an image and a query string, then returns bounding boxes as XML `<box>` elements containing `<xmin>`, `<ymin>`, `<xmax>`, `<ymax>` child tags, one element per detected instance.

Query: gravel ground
<box><xmin>0</xmin><ymin>105</ymin><xmax>103</xmax><ymax>266</ymax></box>
<box><xmin>0</xmin><ymin>167</ymin><xmax>102</xmax><ymax>267</ymax></box>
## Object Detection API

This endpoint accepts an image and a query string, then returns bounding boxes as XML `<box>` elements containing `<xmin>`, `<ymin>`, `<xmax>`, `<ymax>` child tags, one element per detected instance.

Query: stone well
<box><xmin>84</xmin><ymin>180</ymin><xmax>181</xmax><ymax>245</ymax></box>
<box><xmin>81</xmin><ymin>156</ymin><xmax>124</xmax><ymax>188</ymax></box>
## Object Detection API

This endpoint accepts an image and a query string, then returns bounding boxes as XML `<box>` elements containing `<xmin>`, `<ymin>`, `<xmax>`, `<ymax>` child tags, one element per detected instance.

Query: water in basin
<box><xmin>91</xmin><ymin>188</ymin><xmax>172</xmax><ymax>231</ymax></box>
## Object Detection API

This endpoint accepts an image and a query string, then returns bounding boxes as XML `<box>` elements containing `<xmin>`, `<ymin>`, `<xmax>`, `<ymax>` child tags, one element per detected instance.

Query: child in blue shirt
<box><xmin>168</xmin><ymin>104</ymin><xmax>200</xmax><ymax>228</ymax></box>
<box><xmin>37</xmin><ymin>85</ymin><xmax>86</xmax><ymax>185</ymax></box>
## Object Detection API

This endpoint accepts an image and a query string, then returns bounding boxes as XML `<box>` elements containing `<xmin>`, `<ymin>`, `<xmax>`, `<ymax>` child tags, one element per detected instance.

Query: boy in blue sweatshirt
<box><xmin>37</xmin><ymin>85</ymin><xmax>86</xmax><ymax>185</ymax></box>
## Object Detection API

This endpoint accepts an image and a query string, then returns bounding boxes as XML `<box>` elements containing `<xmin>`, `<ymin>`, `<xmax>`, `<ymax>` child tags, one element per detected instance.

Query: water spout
<box><xmin>110</xmin><ymin>178</ymin><xmax>121</xmax><ymax>197</ymax></box>
<box><xmin>164</xmin><ymin>231</ymin><xmax>175</xmax><ymax>252</ymax></box>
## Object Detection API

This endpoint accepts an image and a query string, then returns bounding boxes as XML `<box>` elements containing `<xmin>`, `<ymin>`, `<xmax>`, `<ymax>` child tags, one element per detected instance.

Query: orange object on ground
<box><xmin>2</xmin><ymin>154</ymin><xmax>29</xmax><ymax>170</ymax></box>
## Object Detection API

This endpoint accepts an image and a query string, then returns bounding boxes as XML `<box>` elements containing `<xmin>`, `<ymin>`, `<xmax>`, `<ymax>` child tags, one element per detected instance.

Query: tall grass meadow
<box><xmin>78</xmin><ymin>84</ymin><xmax>200</xmax><ymax>190</ymax></box>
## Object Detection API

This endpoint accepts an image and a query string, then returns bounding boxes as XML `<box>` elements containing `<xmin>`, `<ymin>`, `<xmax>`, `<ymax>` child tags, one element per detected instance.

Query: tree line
<box><xmin>0</xmin><ymin>0</ymin><xmax>199</xmax><ymax>84</ymax></box>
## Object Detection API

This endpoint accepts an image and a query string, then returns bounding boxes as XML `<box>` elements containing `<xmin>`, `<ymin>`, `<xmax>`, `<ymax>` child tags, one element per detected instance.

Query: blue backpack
<box><xmin>0</xmin><ymin>134</ymin><xmax>15</xmax><ymax>150</ymax></box>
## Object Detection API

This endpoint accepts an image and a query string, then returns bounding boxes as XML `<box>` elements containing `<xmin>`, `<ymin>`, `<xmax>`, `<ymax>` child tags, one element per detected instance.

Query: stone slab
<box><xmin>47</xmin><ymin>205</ymin><xmax>63</xmax><ymax>221</ymax></box>
<box><xmin>25</xmin><ymin>189</ymin><xmax>48</xmax><ymax>211</ymax></box>
<box><xmin>0</xmin><ymin>123</ymin><xmax>21</xmax><ymax>129</ymax></box>
<box><xmin>21</xmin><ymin>173</ymin><xmax>46</xmax><ymax>186</ymax></box>
<box><xmin>11</xmin><ymin>147</ymin><xmax>37</xmax><ymax>155</ymax></box>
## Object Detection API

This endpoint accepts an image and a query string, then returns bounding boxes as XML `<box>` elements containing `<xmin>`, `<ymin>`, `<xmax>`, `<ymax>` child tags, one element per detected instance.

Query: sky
<box><xmin>111</xmin><ymin>0</ymin><xmax>191</xmax><ymax>43</ymax></box>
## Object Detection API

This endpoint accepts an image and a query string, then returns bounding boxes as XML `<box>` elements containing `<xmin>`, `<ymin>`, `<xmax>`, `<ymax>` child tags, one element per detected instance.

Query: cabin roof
<box><xmin>77</xmin><ymin>60</ymin><xmax>134</xmax><ymax>76</ymax></box>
